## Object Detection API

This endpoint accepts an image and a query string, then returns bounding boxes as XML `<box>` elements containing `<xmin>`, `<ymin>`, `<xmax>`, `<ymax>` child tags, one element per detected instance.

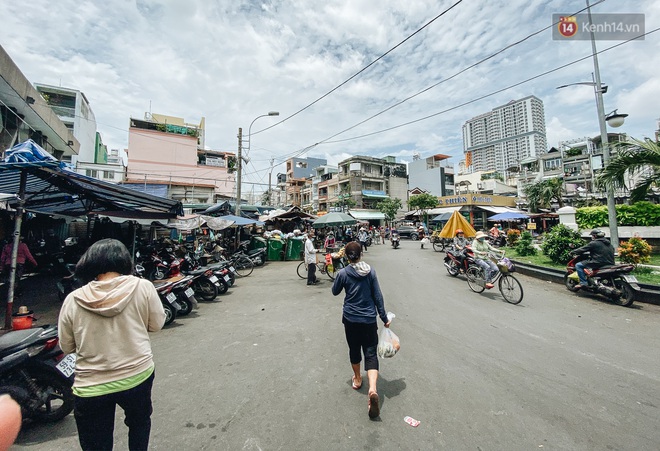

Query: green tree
<box><xmin>523</xmin><ymin>178</ymin><xmax>564</xmax><ymax>212</ymax></box>
<box><xmin>408</xmin><ymin>193</ymin><xmax>438</xmax><ymax>227</ymax></box>
<box><xmin>597</xmin><ymin>137</ymin><xmax>660</xmax><ymax>202</ymax></box>
<box><xmin>377</xmin><ymin>198</ymin><xmax>403</xmax><ymax>226</ymax></box>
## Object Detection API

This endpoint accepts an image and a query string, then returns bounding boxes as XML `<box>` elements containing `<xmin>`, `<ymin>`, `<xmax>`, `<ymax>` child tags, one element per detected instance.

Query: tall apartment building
<box><xmin>125</xmin><ymin>113</ymin><xmax>235</xmax><ymax>205</ymax></box>
<box><xmin>407</xmin><ymin>153</ymin><xmax>455</xmax><ymax>196</ymax></box>
<box><xmin>34</xmin><ymin>83</ymin><xmax>97</xmax><ymax>167</ymax></box>
<box><xmin>462</xmin><ymin>95</ymin><xmax>547</xmax><ymax>174</ymax></box>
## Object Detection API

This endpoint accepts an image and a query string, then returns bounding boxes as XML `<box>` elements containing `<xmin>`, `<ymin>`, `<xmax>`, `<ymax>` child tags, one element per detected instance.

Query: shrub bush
<box><xmin>515</xmin><ymin>231</ymin><xmax>537</xmax><ymax>256</ymax></box>
<box><xmin>506</xmin><ymin>228</ymin><xmax>521</xmax><ymax>246</ymax></box>
<box><xmin>618</xmin><ymin>235</ymin><xmax>652</xmax><ymax>267</ymax></box>
<box><xmin>541</xmin><ymin>224</ymin><xmax>584</xmax><ymax>264</ymax></box>
<box><xmin>576</xmin><ymin>201</ymin><xmax>660</xmax><ymax>228</ymax></box>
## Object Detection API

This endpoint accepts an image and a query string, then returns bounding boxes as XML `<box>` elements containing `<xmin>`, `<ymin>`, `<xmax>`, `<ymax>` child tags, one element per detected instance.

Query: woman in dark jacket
<box><xmin>331</xmin><ymin>242</ymin><xmax>390</xmax><ymax>419</ymax></box>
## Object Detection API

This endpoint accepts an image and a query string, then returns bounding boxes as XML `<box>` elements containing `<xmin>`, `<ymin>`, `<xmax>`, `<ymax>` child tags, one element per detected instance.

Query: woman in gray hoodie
<box><xmin>59</xmin><ymin>239</ymin><xmax>165</xmax><ymax>451</ymax></box>
<box><xmin>331</xmin><ymin>241</ymin><xmax>390</xmax><ymax>419</ymax></box>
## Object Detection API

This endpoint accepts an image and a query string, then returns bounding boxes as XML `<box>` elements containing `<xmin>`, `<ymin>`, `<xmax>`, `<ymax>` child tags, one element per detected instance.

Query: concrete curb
<box><xmin>511</xmin><ymin>260</ymin><xmax>660</xmax><ymax>306</ymax></box>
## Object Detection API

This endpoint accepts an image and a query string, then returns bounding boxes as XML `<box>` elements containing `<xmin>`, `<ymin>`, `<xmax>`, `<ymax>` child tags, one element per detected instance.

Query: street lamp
<box><xmin>554</xmin><ymin>0</ymin><xmax>628</xmax><ymax>250</ymax></box>
<box><xmin>236</xmin><ymin>111</ymin><xmax>279</xmax><ymax>217</ymax></box>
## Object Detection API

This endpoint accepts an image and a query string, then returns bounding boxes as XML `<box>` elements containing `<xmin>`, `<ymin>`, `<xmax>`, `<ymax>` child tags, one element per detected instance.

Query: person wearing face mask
<box><xmin>472</xmin><ymin>231</ymin><xmax>503</xmax><ymax>289</ymax></box>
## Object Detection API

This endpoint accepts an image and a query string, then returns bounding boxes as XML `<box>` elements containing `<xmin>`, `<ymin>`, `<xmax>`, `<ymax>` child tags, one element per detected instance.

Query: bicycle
<box><xmin>431</xmin><ymin>233</ymin><xmax>452</xmax><ymax>252</ymax></box>
<box><xmin>296</xmin><ymin>254</ymin><xmax>346</xmax><ymax>281</ymax></box>
<box><xmin>465</xmin><ymin>253</ymin><xmax>524</xmax><ymax>304</ymax></box>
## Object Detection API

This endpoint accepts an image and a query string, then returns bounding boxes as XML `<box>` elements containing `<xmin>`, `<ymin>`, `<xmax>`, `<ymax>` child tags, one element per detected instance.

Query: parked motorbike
<box><xmin>0</xmin><ymin>325</ymin><xmax>74</xmax><ymax>423</ymax></box>
<box><xmin>169</xmin><ymin>275</ymin><xmax>199</xmax><ymax>315</ymax></box>
<box><xmin>237</xmin><ymin>241</ymin><xmax>266</xmax><ymax>267</ymax></box>
<box><xmin>444</xmin><ymin>245</ymin><xmax>477</xmax><ymax>276</ymax></box>
<box><xmin>391</xmin><ymin>232</ymin><xmax>400</xmax><ymax>249</ymax></box>
<box><xmin>564</xmin><ymin>254</ymin><xmax>639</xmax><ymax>307</ymax></box>
<box><xmin>152</xmin><ymin>279</ymin><xmax>183</xmax><ymax>325</ymax></box>
<box><xmin>188</xmin><ymin>269</ymin><xmax>221</xmax><ymax>301</ymax></box>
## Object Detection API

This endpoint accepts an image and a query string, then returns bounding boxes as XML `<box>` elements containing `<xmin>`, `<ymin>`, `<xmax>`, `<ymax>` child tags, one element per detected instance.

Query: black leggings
<box><xmin>343</xmin><ymin>317</ymin><xmax>379</xmax><ymax>371</ymax></box>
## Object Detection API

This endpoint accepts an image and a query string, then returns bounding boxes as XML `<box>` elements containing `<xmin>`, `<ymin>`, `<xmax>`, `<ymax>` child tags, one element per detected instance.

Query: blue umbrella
<box><xmin>488</xmin><ymin>211</ymin><xmax>529</xmax><ymax>221</ymax></box>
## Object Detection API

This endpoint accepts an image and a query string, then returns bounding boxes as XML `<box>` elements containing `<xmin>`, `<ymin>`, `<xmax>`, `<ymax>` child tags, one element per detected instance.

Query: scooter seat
<box><xmin>0</xmin><ymin>326</ymin><xmax>51</xmax><ymax>356</ymax></box>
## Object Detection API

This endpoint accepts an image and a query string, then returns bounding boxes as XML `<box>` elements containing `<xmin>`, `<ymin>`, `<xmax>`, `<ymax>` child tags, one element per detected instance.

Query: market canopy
<box><xmin>215</xmin><ymin>214</ymin><xmax>263</xmax><ymax>226</ymax></box>
<box><xmin>0</xmin><ymin>140</ymin><xmax>183</xmax><ymax>219</ymax></box>
<box><xmin>260</xmin><ymin>206</ymin><xmax>316</xmax><ymax>223</ymax></box>
<box><xmin>348</xmin><ymin>210</ymin><xmax>385</xmax><ymax>221</ymax></box>
<box><xmin>312</xmin><ymin>212</ymin><xmax>357</xmax><ymax>228</ymax></box>
<box><xmin>431</xmin><ymin>212</ymin><xmax>453</xmax><ymax>222</ymax></box>
<box><xmin>488</xmin><ymin>211</ymin><xmax>530</xmax><ymax>221</ymax></box>
<box><xmin>1</xmin><ymin>140</ymin><xmax>183</xmax><ymax>328</ymax></box>
<box><xmin>438</xmin><ymin>210</ymin><xmax>477</xmax><ymax>238</ymax></box>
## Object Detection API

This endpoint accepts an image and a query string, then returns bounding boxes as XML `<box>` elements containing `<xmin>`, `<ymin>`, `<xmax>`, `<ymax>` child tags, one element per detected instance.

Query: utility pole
<box><xmin>236</xmin><ymin>127</ymin><xmax>242</xmax><ymax>217</ymax></box>
<box><xmin>587</xmin><ymin>0</ymin><xmax>618</xmax><ymax>250</ymax></box>
<box><xmin>268</xmin><ymin>157</ymin><xmax>274</xmax><ymax>206</ymax></box>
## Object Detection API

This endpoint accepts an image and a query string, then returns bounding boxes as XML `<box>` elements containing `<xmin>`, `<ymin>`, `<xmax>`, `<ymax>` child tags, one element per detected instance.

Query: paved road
<box><xmin>12</xmin><ymin>242</ymin><xmax>660</xmax><ymax>450</ymax></box>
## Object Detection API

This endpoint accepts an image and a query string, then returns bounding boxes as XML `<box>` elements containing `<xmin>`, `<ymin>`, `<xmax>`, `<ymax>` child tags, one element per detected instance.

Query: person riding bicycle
<box><xmin>472</xmin><ymin>231</ymin><xmax>503</xmax><ymax>289</ymax></box>
<box><xmin>570</xmin><ymin>229</ymin><xmax>615</xmax><ymax>289</ymax></box>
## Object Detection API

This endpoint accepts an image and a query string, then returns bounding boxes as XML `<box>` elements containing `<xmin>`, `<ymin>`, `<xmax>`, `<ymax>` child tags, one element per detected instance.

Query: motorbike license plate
<box><xmin>223</xmin><ymin>275</ymin><xmax>230</xmax><ymax>282</ymax></box>
<box><xmin>209</xmin><ymin>275</ymin><xmax>218</xmax><ymax>283</ymax></box>
<box><xmin>184</xmin><ymin>287</ymin><xmax>195</xmax><ymax>297</ymax></box>
<box><xmin>229</xmin><ymin>266</ymin><xmax>236</xmax><ymax>273</ymax></box>
<box><xmin>166</xmin><ymin>292</ymin><xmax>177</xmax><ymax>303</ymax></box>
<box><xmin>56</xmin><ymin>353</ymin><xmax>77</xmax><ymax>378</ymax></box>
<box><xmin>622</xmin><ymin>275</ymin><xmax>638</xmax><ymax>283</ymax></box>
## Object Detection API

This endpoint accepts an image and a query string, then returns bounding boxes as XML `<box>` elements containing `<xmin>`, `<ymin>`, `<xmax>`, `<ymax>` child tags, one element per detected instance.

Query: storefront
<box><xmin>434</xmin><ymin>194</ymin><xmax>520</xmax><ymax>231</ymax></box>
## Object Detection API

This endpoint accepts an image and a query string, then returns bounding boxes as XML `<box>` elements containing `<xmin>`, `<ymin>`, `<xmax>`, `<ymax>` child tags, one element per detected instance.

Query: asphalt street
<box><xmin>11</xmin><ymin>241</ymin><xmax>660</xmax><ymax>450</ymax></box>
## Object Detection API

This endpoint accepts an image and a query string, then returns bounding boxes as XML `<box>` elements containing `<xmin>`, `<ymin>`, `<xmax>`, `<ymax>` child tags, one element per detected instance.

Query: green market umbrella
<box><xmin>312</xmin><ymin>212</ymin><xmax>357</xmax><ymax>228</ymax></box>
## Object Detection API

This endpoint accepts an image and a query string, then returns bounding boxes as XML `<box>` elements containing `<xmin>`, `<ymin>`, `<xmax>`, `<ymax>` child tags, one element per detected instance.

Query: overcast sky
<box><xmin>1</xmin><ymin>0</ymin><xmax>658</xmax><ymax>196</ymax></box>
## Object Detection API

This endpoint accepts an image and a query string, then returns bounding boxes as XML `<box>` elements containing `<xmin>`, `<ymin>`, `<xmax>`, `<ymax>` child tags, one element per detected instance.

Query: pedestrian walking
<box><xmin>418</xmin><ymin>226</ymin><xmax>426</xmax><ymax>249</ymax></box>
<box><xmin>358</xmin><ymin>227</ymin><xmax>368</xmax><ymax>252</ymax></box>
<box><xmin>304</xmin><ymin>230</ymin><xmax>319</xmax><ymax>285</ymax></box>
<box><xmin>331</xmin><ymin>241</ymin><xmax>390</xmax><ymax>419</ymax></box>
<box><xmin>58</xmin><ymin>238</ymin><xmax>166</xmax><ymax>451</ymax></box>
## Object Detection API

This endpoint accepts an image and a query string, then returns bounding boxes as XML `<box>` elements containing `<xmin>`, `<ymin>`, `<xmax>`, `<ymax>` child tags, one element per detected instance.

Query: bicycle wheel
<box><xmin>326</xmin><ymin>260</ymin><xmax>344</xmax><ymax>280</ymax></box>
<box><xmin>499</xmin><ymin>274</ymin><xmax>523</xmax><ymax>304</ymax></box>
<box><xmin>233</xmin><ymin>255</ymin><xmax>254</xmax><ymax>277</ymax></box>
<box><xmin>466</xmin><ymin>266</ymin><xmax>486</xmax><ymax>293</ymax></box>
<box><xmin>296</xmin><ymin>262</ymin><xmax>307</xmax><ymax>279</ymax></box>
<box><xmin>432</xmin><ymin>240</ymin><xmax>445</xmax><ymax>252</ymax></box>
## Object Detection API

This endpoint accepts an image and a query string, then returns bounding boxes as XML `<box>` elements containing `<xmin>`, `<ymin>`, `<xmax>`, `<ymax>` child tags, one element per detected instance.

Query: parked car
<box><xmin>395</xmin><ymin>225</ymin><xmax>420</xmax><ymax>240</ymax></box>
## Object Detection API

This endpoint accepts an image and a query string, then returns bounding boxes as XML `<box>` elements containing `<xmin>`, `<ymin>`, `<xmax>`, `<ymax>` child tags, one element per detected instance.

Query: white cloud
<box><xmin>0</xmin><ymin>0</ymin><xmax>658</xmax><ymax>192</ymax></box>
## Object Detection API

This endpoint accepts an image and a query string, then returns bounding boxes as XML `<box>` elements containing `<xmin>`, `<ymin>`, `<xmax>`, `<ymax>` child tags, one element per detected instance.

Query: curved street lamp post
<box><xmin>555</xmin><ymin>0</ymin><xmax>628</xmax><ymax>250</ymax></box>
<box><xmin>236</xmin><ymin>111</ymin><xmax>279</xmax><ymax>217</ymax></box>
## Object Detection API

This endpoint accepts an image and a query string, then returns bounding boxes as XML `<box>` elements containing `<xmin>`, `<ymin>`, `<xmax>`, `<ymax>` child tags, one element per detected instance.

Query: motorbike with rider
<box><xmin>565</xmin><ymin>229</ymin><xmax>639</xmax><ymax>306</ymax></box>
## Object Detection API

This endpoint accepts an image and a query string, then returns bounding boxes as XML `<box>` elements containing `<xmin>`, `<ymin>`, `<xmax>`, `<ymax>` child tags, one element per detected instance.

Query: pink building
<box><xmin>125</xmin><ymin>113</ymin><xmax>235</xmax><ymax>205</ymax></box>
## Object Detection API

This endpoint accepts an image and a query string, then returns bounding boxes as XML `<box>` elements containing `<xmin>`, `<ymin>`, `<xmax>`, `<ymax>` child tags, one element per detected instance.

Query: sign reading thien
<box><xmin>552</xmin><ymin>14</ymin><xmax>645</xmax><ymax>40</ymax></box>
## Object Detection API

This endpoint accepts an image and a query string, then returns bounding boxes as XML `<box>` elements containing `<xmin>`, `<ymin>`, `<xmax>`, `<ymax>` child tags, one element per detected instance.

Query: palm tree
<box><xmin>541</xmin><ymin>177</ymin><xmax>564</xmax><ymax>208</ymax></box>
<box><xmin>597</xmin><ymin>138</ymin><xmax>660</xmax><ymax>202</ymax></box>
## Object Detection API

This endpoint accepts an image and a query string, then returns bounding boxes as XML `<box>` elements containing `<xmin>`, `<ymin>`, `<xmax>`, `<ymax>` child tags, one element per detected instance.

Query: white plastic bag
<box><xmin>377</xmin><ymin>312</ymin><xmax>400</xmax><ymax>358</ymax></box>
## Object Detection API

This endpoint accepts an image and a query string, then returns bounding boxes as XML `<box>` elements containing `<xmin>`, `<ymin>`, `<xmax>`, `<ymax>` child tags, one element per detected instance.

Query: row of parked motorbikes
<box><xmin>1</xmin><ymin>238</ymin><xmax>268</xmax><ymax>425</ymax></box>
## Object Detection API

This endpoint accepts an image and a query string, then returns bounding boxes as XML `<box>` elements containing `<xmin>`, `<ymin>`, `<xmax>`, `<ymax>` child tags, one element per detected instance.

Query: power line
<box><xmin>251</xmin><ymin>0</ymin><xmax>465</xmax><ymax>136</ymax></box>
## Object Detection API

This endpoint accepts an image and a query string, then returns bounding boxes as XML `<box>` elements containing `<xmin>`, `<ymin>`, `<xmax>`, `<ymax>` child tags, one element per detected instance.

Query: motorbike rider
<box><xmin>570</xmin><ymin>229</ymin><xmax>615</xmax><ymax>289</ymax></box>
<box><xmin>453</xmin><ymin>229</ymin><xmax>469</xmax><ymax>271</ymax></box>
<box><xmin>390</xmin><ymin>228</ymin><xmax>399</xmax><ymax>247</ymax></box>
